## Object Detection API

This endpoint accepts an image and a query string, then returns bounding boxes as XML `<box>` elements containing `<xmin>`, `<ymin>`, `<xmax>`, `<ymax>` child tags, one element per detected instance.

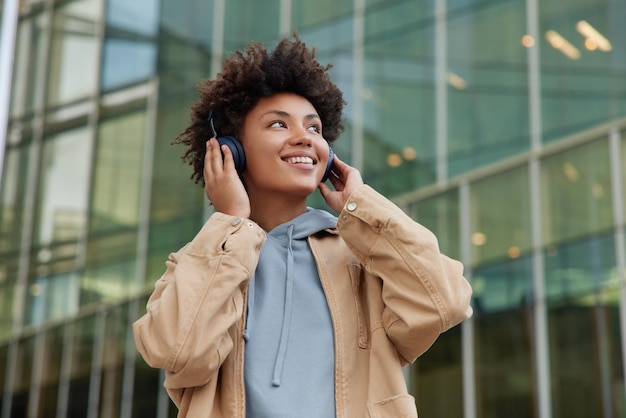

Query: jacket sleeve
<box><xmin>132</xmin><ymin>212</ymin><xmax>266</xmax><ymax>389</ymax></box>
<box><xmin>336</xmin><ymin>185</ymin><xmax>473</xmax><ymax>364</ymax></box>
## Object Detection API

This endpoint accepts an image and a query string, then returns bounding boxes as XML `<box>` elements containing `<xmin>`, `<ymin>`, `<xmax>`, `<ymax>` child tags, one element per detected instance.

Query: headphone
<box><xmin>208</xmin><ymin>111</ymin><xmax>335</xmax><ymax>182</ymax></box>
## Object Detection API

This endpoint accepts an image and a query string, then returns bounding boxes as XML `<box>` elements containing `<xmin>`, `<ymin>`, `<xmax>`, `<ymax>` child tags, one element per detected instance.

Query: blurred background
<box><xmin>0</xmin><ymin>0</ymin><xmax>625</xmax><ymax>417</ymax></box>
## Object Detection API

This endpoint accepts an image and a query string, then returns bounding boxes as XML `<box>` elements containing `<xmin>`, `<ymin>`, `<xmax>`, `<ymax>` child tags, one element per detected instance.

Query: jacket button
<box><xmin>346</xmin><ymin>202</ymin><xmax>357</xmax><ymax>211</ymax></box>
<box><xmin>232</xmin><ymin>218</ymin><xmax>241</xmax><ymax>226</ymax></box>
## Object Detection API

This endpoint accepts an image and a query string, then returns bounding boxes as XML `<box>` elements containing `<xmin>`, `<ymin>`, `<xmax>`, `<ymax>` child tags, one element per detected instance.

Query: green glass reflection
<box><xmin>47</xmin><ymin>0</ymin><xmax>100</xmax><ymax>106</ymax></box>
<box><xmin>544</xmin><ymin>233</ymin><xmax>622</xmax><ymax>417</ymax></box>
<box><xmin>362</xmin><ymin>1</ymin><xmax>437</xmax><ymax>195</ymax></box>
<box><xmin>84</xmin><ymin>111</ymin><xmax>146</xmax><ymax>304</ymax></box>
<box><xmin>409</xmin><ymin>190</ymin><xmax>460</xmax><ymax>261</ymax></box>
<box><xmin>413</xmin><ymin>326</ymin><xmax>463</xmax><ymax>417</ymax></box>
<box><xmin>448</xmin><ymin>0</ymin><xmax>529</xmax><ymax>177</ymax></box>
<box><xmin>224</xmin><ymin>0</ymin><xmax>280</xmax><ymax>49</ymax></box>
<box><xmin>34</xmin><ymin>126</ymin><xmax>92</xmax><ymax>247</ymax></box>
<box><xmin>472</xmin><ymin>257</ymin><xmax>535</xmax><ymax>418</ymax></box>
<box><xmin>11</xmin><ymin>12</ymin><xmax>46</xmax><ymax>117</ymax></box>
<box><xmin>98</xmin><ymin>304</ymin><xmax>129</xmax><ymax>418</ymax></box>
<box><xmin>471</xmin><ymin>165</ymin><xmax>531</xmax><ymax>265</ymax></box>
<box><xmin>68</xmin><ymin>316</ymin><xmax>96</xmax><ymax>417</ymax></box>
<box><xmin>539</xmin><ymin>0</ymin><xmax>626</xmax><ymax>143</ymax></box>
<box><xmin>12</xmin><ymin>336</ymin><xmax>36</xmax><ymax>417</ymax></box>
<box><xmin>541</xmin><ymin>138</ymin><xmax>613</xmax><ymax>246</ymax></box>
<box><xmin>39</xmin><ymin>325</ymin><xmax>65</xmax><ymax>416</ymax></box>
<box><xmin>293</xmin><ymin>0</ymin><xmax>353</xmax><ymax>28</ymax></box>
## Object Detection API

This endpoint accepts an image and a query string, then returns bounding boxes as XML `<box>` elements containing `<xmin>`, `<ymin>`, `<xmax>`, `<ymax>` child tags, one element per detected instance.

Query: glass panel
<box><xmin>223</xmin><ymin>0</ymin><xmax>280</xmax><ymax>49</ymax></box>
<box><xmin>413</xmin><ymin>326</ymin><xmax>463</xmax><ymax>417</ymax></box>
<box><xmin>24</xmin><ymin>272</ymin><xmax>80</xmax><ymax>326</ymax></box>
<box><xmin>67</xmin><ymin>315</ymin><xmax>96</xmax><ymax>417</ymax></box>
<box><xmin>539</xmin><ymin>0</ymin><xmax>626</xmax><ymax>144</ymax></box>
<box><xmin>473</xmin><ymin>255</ymin><xmax>534</xmax><ymax>315</ymax></box>
<box><xmin>447</xmin><ymin>0</ymin><xmax>529</xmax><ymax>177</ymax></box>
<box><xmin>471</xmin><ymin>165</ymin><xmax>532</xmax><ymax>265</ymax></box>
<box><xmin>12</xmin><ymin>337</ymin><xmax>36</xmax><ymax>417</ymax></box>
<box><xmin>39</xmin><ymin>325</ymin><xmax>64</xmax><ymax>416</ymax></box>
<box><xmin>545</xmin><ymin>233</ymin><xmax>623</xmax><ymax>417</ymax></box>
<box><xmin>0</xmin><ymin>343</ymin><xmax>7</xmax><ymax>413</ymax></box>
<box><xmin>132</xmin><ymin>295</ymin><xmax>160</xmax><ymax>417</ymax></box>
<box><xmin>409</xmin><ymin>190</ymin><xmax>460</xmax><ymax>260</ymax></box>
<box><xmin>473</xmin><ymin>256</ymin><xmax>535</xmax><ymax>418</ymax></box>
<box><xmin>11</xmin><ymin>12</ymin><xmax>47</xmax><ymax>117</ymax></box>
<box><xmin>98</xmin><ymin>304</ymin><xmax>128</xmax><ymax>418</ymax></box>
<box><xmin>292</xmin><ymin>0</ymin><xmax>353</xmax><ymax>28</ymax></box>
<box><xmin>0</xmin><ymin>132</ymin><xmax>31</xmax><ymax>338</ymax></box>
<box><xmin>101</xmin><ymin>0</ymin><xmax>159</xmax><ymax>91</ymax></box>
<box><xmin>34</xmin><ymin>126</ymin><xmax>92</xmax><ymax>247</ymax></box>
<box><xmin>47</xmin><ymin>0</ymin><xmax>100</xmax><ymax>106</ymax></box>
<box><xmin>83</xmin><ymin>111</ymin><xmax>146</xmax><ymax>304</ymax></box>
<box><xmin>541</xmin><ymin>138</ymin><xmax>613</xmax><ymax>246</ymax></box>
<box><xmin>362</xmin><ymin>1</ymin><xmax>437</xmax><ymax>194</ymax></box>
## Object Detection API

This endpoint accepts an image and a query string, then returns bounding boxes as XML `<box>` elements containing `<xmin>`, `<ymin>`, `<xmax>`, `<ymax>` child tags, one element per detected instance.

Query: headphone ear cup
<box><xmin>322</xmin><ymin>148</ymin><xmax>334</xmax><ymax>182</ymax></box>
<box><xmin>217</xmin><ymin>136</ymin><xmax>246</xmax><ymax>174</ymax></box>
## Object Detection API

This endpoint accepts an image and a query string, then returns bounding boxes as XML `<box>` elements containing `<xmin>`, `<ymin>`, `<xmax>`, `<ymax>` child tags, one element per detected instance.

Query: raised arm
<box><xmin>337</xmin><ymin>185</ymin><xmax>473</xmax><ymax>363</ymax></box>
<box><xmin>133</xmin><ymin>212</ymin><xmax>266</xmax><ymax>390</ymax></box>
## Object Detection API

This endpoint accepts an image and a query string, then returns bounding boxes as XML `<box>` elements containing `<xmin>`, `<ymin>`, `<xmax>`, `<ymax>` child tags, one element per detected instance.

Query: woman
<box><xmin>133</xmin><ymin>34</ymin><xmax>473</xmax><ymax>418</ymax></box>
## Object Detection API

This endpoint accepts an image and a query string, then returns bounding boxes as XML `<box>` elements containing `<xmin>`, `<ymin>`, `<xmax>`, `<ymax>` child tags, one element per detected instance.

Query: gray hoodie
<box><xmin>244</xmin><ymin>208</ymin><xmax>338</xmax><ymax>418</ymax></box>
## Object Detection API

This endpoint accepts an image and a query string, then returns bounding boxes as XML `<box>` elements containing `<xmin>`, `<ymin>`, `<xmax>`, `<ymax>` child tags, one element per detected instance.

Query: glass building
<box><xmin>0</xmin><ymin>0</ymin><xmax>625</xmax><ymax>417</ymax></box>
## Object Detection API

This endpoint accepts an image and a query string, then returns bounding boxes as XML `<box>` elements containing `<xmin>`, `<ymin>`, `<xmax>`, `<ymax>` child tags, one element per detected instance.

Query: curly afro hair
<box><xmin>173</xmin><ymin>34</ymin><xmax>346</xmax><ymax>185</ymax></box>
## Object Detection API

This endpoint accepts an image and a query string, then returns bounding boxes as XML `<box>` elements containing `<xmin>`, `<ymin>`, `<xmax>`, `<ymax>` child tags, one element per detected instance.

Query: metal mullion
<box><xmin>26</xmin><ymin>331</ymin><xmax>46</xmax><ymax>418</ymax></box>
<box><xmin>86</xmin><ymin>310</ymin><xmax>106</xmax><ymax>418</ymax></box>
<box><xmin>459</xmin><ymin>181</ymin><xmax>476</xmax><ymax>418</ymax></box>
<box><xmin>351</xmin><ymin>0</ymin><xmax>364</xmax><ymax>172</ymax></box>
<box><xmin>526</xmin><ymin>0</ymin><xmax>551</xmax><ymax>416</ymax></box>
<box><xmin>609</xmin><ymin>127</ymin><xmax>626</xmax><ymax>406</ymax></box>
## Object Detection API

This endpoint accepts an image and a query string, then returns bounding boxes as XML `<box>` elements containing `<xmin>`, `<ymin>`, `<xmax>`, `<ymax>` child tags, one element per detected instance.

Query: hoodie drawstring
<box><xmin>271</xmin><ymin>225</ymin><xmax>295</xmax><ymax>387</ymax></box>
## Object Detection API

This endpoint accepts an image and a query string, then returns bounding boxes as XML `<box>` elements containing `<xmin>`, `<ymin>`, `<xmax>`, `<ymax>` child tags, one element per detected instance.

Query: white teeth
<box><xmin>286</xmin><ymin>156</ymin><xmax>314</xmax><ymax>164</ymax></box>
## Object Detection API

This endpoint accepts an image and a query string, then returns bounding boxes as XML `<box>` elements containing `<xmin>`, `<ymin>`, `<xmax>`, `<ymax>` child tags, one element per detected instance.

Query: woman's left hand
<box><xmin>318</xmin><ymin>155</ymin><xmax>364</xmax><ymax>213</ymax></box>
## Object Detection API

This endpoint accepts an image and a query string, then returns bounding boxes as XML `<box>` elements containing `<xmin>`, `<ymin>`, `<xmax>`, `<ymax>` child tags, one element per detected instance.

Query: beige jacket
<box><xmin>133</xmin><ymin>185</ymin><xmax>473</xmax><ymax>417</ymax></box>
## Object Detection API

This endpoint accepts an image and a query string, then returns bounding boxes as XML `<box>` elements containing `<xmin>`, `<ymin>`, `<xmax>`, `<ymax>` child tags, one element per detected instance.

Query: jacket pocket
<box><xmin>348</xmin><ymin>263</ymin><xmax>371</xmax><ymax>349</ymax></box>
<box><xmin>367</xmin><ymin>394</ymin><xmax>418</xmax><ymax>418</ymax></box>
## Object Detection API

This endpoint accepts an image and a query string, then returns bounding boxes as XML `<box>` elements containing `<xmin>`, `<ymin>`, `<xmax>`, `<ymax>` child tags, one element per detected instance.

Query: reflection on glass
<box><xmin>39</xmin><ymin>326</ymin><xmax>64</xmax><ymax>415</ymax></box>
<box><xmin>12</xmin><ymin>336</ymin><xmax>36</xmax><ymax>417</ymax></box>
<box><xmin>11</xmin><ymin>13</ymin><xmax>46</xmax><ymax>117</ymax></box>
<box><xmin>472</xmin><ymin>256</ymin><xmax>535</xmax><ymax>418</ymax></box>
<box><xmin>541</xmin><ymin>139</ymin><xmax>613</xmax><ymax>246</ymax></box>
<box><xmin>101</xmin><ymin>0</ymin><xmax>159</xmax><ymax>91</ymax></box>
<box><xmin>447</xmin><ymin>0</ymin><xmax>529</xmax><ymax>177</ymax></box>
<box><xmin>223</xmin><ymin>0</ymin><xmax>280</xmax><ymax>49</ymax></box>
<box><xmin>471</xmin><ymin>165</ymin><xmax>531</xmax><ymax>265</ymax></box>
<box><xmin>410</xmin><ymin>190</ymin><xmax>460</xmax><ymax>260</ymax></box>
<box><xmin>68</xmin><ymin>316</ymin><xmax>96</xmax><ymax>417</ymax></box>
<box><xmin>362</xmin><ymin>1</ymin><xmax>437</xmax><ymax>194</ymax></box>
<box><xmin>539</xmin><ymin>1</ymin><xmax>626</xmax><ymax>144</ymax></box>
<box><xmin>47</xmin><ymin>0</ymin><xmax>100</xmax><ymax>105</ymax></box>
<box><xmin>98</xmin><ymin>304</ymin><xmax>128</xmax><ymax>417</ymax></box>
<box><xmin>35</xmin><ymin>126</ymin><xmax>92</xmax><ymax>246</ymax></box>
<box><xmin>413</xmin><ymin>326</ymin><xmax>463</xmax><ymax>417</ymax></box>
<box><xmin>545</xmin><ymin>233</ymin><xmax>622</xmax><ymax>417</ymax></box>
<box><xmin>83</xmin><ymin>111</ymin><xmax>146</xmax><ymax>305</ymax></box>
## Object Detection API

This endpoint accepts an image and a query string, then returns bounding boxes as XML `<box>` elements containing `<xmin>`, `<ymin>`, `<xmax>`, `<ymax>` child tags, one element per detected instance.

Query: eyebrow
<box><xmin>259</xmin><ymin>110</ymin><xmax>320</xmax><ymax>121</ymax></box>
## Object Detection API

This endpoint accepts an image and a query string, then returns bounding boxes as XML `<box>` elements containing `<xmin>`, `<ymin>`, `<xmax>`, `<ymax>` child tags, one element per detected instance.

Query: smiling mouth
<box><xmin>284</xmin><ymin>156</ymin><xmax>316</xmax><ymax>165</ymax></box>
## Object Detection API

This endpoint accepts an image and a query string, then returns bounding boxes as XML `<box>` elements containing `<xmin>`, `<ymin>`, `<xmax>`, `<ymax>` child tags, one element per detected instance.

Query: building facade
<box><xmin>0</xmin><ymin>0</ymin><xmax>625</xmax><ymax>417</ymax></box>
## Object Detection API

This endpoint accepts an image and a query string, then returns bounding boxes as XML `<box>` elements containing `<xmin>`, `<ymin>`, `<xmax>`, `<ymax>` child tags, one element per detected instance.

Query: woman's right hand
<box><xmin>204</xmin><ymin>138</ymin><xmax>251</xmax><ymax>219</ymax></box>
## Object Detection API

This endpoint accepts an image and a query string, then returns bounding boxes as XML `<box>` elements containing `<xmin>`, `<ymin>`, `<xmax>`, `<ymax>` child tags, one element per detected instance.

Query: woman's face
<box><xmin>240</xmin><ymin>92</ymin><xmax>331</xmax><ymax>200</ymax></box>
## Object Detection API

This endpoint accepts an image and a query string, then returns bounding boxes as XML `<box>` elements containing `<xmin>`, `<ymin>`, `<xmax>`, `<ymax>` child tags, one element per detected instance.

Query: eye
<box><xmin>307</xmin><ymin>124</ymin><xmax>321</xmax><ymax>134</ymax></box>
<box><xmin>269</xmin><ymin>120</ymin><xmax>286</xmax><ymax>128</ymax></box>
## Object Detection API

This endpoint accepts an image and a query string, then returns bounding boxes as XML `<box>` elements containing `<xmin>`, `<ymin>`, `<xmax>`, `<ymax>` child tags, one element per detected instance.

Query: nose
<box><xmin>290</xmin><ymin>126</ymin><xmax>313</xmax><ymax>147</ymax></box>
